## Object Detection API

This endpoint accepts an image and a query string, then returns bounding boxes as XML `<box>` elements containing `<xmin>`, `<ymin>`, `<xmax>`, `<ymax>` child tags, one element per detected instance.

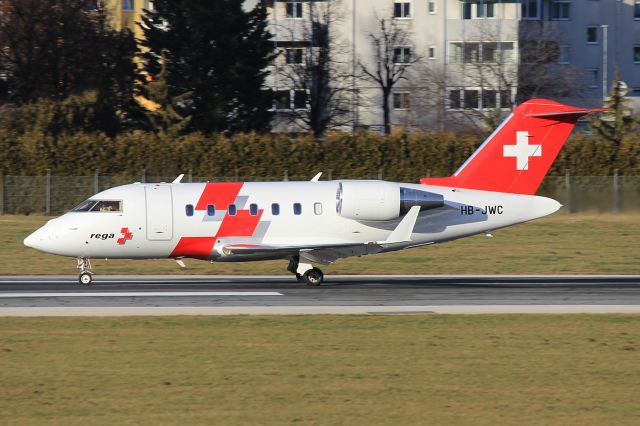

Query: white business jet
<box><xmin>24</xmin><ymin>99</ymin><xmax>603</xmax><ymax>285</ymax></box>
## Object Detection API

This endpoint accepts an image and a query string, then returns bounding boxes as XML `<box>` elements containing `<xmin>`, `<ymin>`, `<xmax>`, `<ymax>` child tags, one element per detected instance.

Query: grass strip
<box><xmin>1</xmin><ymin>315</ymin><xmax>640</xmax><ymax>425</ymax></box>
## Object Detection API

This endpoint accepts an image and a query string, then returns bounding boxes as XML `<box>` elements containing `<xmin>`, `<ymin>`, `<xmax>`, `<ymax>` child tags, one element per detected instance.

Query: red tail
<box><xmin>420</xmin><ymin>99</ymin><xmax>605</xmax><ymax>195</ymax></box>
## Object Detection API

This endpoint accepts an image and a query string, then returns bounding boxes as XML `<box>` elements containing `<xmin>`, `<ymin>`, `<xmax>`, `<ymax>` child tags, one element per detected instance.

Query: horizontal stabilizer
<box><xmin>525</xmin><ymin>108</ymin><xmax>607</xmax><ymax>118</ymax></box>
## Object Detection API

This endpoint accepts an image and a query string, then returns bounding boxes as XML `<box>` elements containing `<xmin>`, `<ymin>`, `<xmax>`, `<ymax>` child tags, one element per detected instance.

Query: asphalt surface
<box><xmin>1</xmin><ymin>275</ymin><xmax>640</xmax><ymax>315</ymax></box>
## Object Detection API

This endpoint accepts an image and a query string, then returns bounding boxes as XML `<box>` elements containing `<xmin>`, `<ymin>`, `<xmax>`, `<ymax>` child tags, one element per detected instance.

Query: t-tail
<box><xmin>421</xmin><ymin>99</ymin><xmax>605</xmax><ymax>195</ymax></box>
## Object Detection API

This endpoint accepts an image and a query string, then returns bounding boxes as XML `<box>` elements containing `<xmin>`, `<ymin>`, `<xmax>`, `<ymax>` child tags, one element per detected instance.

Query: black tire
<box><xmin>295</xmin><ymin>273</ymin><xmax>303</xmax><ymax>282</ymax></box>
<box><xmin>303</xmin><ymin>268</ymin><xmax>323</xmax><ymax>286</ymax></box>
<box><xmin>79</xmin><ymin>272</ymin><xmax>93</xmax><ymax>286</ymax></box>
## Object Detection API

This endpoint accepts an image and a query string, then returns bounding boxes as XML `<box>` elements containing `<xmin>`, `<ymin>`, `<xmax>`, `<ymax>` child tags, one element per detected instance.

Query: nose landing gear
<box><xmin>77</xmin><ymin>257</ymin><xmax>93</xmax><ymax>285</ymax></box>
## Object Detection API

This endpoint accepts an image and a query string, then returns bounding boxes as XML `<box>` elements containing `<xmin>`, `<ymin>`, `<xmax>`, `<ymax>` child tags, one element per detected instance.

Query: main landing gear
<box><xmin>77</xmin><ymin>257</ymin><xmax>93</xmax><ymax>285</ymax></box>
<box><xmin>288</xmin><ymin>256</ymin><xmax>324</xmax><ymax>286</ymax></box>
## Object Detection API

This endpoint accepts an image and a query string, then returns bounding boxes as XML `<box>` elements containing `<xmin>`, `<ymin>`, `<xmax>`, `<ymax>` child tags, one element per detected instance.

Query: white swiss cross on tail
<box><xmin>502</xmin><ymin>131</ymin><xmax>542</xmax><ymax>171</ymax></box>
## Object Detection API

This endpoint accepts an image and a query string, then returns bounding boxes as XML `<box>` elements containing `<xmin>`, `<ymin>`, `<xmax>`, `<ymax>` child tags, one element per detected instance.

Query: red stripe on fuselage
<box><xmin>169</xmin><ymin>237</ymin><xmax>216</xmax><ymax>260</ymax></box>
<box><xmin>195</xmin><ymin>182</ymin><xmax>243</xmax><ymax>211</ymax></box>
<box><xmin>217</xmin><ymin>210</ymin><xmax>264</xmax><ymax>237</ymax></box>
<box><xmin>169</xmin><ymin>183</ymin><xmax>266</xmax><ymax>260</ymax></box>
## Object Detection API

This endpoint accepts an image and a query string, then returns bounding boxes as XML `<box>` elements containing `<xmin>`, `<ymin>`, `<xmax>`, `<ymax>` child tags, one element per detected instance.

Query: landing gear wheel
<box><xmin>296</xmin><ymin>273</ymin><xmax>303</xmax><ymax>282</ymax></box>
<box><xmin>79</xmin><ymin>272</ymin><xmax>93</xmax><ymax>286</ymax></box>
<box><xmin>303</xmin><ymin>268</ymin><xmax>323</xmax><ymax>286</ymax></box>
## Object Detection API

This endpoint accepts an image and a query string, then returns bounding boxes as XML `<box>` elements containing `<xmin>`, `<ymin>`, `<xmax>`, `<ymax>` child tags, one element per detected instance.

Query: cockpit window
<box><xmin>72</xmin><ymin>200</ymin><xmax>97</xmax><ymax>212</ymax></box>
<box><xmin>72</xmin><ymin>200</ymin><xmax>122</xmax><ymax>212</ymax></box>
<box><xmin>92</xmin><ymin>200</ymin><xmax>122</xmax><ymax>212</ymax></box>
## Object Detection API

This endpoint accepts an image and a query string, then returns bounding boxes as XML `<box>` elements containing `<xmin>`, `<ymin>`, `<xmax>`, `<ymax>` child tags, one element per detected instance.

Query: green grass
<box><xmin>1</xmin><ymin>315</ymin><xmax>640</xmax><ymax>425</ymax></box>
<box><xmin>2</xmin><ymin>213</ymin><xmax>640</xmax><ymax>275</ymax></box>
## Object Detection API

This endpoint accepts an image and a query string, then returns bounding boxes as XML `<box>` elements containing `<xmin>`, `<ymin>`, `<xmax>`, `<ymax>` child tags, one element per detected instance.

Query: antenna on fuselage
<box><xmin>172</xmin><ymin>174</ymin><xmax>185</xmax><ymax>184</ymax></box>
<box><xmin>310</xmin><ymin>172</ymin><xmax>322</xmax><ymax>182</ymax></box>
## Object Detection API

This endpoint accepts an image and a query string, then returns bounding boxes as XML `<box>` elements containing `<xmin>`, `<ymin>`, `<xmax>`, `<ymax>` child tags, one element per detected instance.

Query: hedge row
<box><xmin>1</xmin><ymin>130</ymin><xmax>638</xmax><ymax>180</ymax></box>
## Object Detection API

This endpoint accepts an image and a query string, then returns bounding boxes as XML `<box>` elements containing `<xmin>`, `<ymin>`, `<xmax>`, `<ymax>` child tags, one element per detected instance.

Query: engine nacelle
<box><xmin>336</xmin><ymin>181</ymin><xmax>400</xmax><ymax>221</ymax></box>
<box><xmin>336</xmin><ymin>181</ymin><xmax>444</xmax><ymax>221</ymax></box>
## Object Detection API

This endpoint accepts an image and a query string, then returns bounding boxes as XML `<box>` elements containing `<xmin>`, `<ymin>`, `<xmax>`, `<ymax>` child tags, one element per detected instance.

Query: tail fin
<box><xmin>420</xmin><ymin>99</ymin><xmax>605</xmax><ymax>195</ymax></box>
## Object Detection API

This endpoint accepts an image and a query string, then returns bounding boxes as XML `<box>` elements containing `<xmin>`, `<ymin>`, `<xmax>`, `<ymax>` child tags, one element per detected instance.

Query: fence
<box><xmin>1</xmin><ymin>172</ymin><xmax>639</xmax><ymax>215</ymax></box>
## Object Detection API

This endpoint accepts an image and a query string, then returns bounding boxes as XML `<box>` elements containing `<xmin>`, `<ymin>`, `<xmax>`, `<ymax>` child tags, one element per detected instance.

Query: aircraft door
<box><xmin>145</xmin><ymin>185</ymin><xmax>173</xmax><ymax>240</ymax></box>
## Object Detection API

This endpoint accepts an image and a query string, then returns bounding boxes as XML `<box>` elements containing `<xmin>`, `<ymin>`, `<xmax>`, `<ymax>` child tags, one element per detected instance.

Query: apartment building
<box><xmin>102</xmin><ymin>0</ymin><xmax>154</xmax><ymax>40</ymax></box>
<box><xmin>266</xmin><ymin>0</ymin><xmax>640</xmax><ymax>132</ymax></box>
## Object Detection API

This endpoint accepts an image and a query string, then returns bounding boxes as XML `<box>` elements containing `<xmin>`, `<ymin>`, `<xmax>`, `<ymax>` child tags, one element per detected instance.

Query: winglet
<box><xmin>172</xmin><ymin>174</ymin><xmax>185</xmax><ymax>184</ymax></box>
<box><xmin>380</xmin><ymin>206</ymin><xmax>421</xmax><ymax>244</ymax></box>
<box><xmin>311</xmin><ymin>172</ymin><xmax>322</xmax><ymax>182</ymax></box>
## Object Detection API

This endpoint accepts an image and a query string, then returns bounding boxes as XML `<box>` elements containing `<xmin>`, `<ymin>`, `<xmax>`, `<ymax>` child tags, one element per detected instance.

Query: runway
<box><xmin>1</xmin><ymin>275</ymin><xmax>640</xmax><ymax>315</ymax></box>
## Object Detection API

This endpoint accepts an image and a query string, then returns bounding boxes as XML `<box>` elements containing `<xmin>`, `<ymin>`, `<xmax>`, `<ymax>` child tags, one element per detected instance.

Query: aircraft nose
<box><xmin>24</xmin><ymin>229</ymin><xmax>43</xmax><ymax>249</ymax></box>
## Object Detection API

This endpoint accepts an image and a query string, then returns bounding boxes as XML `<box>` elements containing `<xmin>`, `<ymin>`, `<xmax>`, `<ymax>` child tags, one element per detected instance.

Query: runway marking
<box><xmin>0</xmin><ymin>291</ymin><xmax>282</xmax><ymax>298</ymax></box>
<box><xmin>0</xmin><ymin>280</ymin><xmax>233</xmax><ymax>284</ymax></box>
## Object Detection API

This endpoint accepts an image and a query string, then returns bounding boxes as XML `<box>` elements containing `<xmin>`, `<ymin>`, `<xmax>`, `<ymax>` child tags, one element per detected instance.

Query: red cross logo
<box><xmin>117</xmin><ymin>227</ymin><xmax>133</xmax><ymax>245</ymax></box>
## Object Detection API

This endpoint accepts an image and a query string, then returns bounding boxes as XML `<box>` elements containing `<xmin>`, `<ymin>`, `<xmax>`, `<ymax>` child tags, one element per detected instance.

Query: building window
<box><xmin>462</xmin><ymin>2</ymin><xmax>472</xmax><ymax>19</ymax></box>
<box><xmin>393</xmin><ymin>92</ymin><xmax>411</xmax><ymax>110</ymax></box>
<box><xmin>634</xmin><ymin>45</ymin><xmax>640</xmax><ymax>63</ymax></box>
<box><xmin>476</xmin><ymin>0</ymin><xmax>495</xmax><ymax>18</ymax></box>
<box><xmin>249</xmin><ymin>203</ymin><xmax>258</xmax><ymax>216</ymax></box>
<box><xmin>293</xmin><ymin>203</ymin><xmax>302</xmax><ymax>215</ymax></box>
<box><xmin>428</xmin><ymin>1</ymin><xmax>436</xmax><ymax>14</ymax></box>
<box><xmin>394</xmin><ymin>1</ymin><xmax>411</xmax><ymax>18</ymax></box>
<box><xmin>521</xmin><ymin>0</ymin><xmax>540</xmax><ymax>19</ymax></box>
<box><xmin>286</xmin><ymin>48</ymin><xmax>303</xmax><ymax>64</ymax></box>
<box><xmin>449</xmin><ymin>88</ymin><xmax>509</xmax><ymax>110</ymax></box>
<box><xmin>274</xmin><ymin>90</ymin><xmax>291</xmax><ymax>110</ymax></box>
<box><xmin>464</xmin><ymin>43</ymin><xmax>480</xmax><ymax>63</ymax></box>
<box><xmin>551</xmin><ymin>1</ymin><xmax>571</xmax><ymax>20</ymax></box>
<box><xmin>500</xmin><ymin>90</ymin><xmax>511</xmax><ymax>109</ymax></box>
<box><xmin>448</xmin><ymin>89</ymin><xmax>461</xmax><ymax>109</ymax></box>
<box><xmin>464</xmin><ymin>90</ymin><xmax>479</xmax><ymax>109</ymax></box>
<box><xmin>428</xmin><ymin>46</ymin><xmax>436</xmax><ymax>59</ymax></box>
<box><xmin>228</xmin><ymin>204</ymin><xmax>237</xmax><ymax>216</ymax></box>
<box><xmin>314</xmin><ymin>202</ymin><xmax>323</xmax><ymax>215</ymax></box>
<box><xmin>122</xmin><ymin>0</ymin><xmax>134</xmax><ymax>12</ymax></box>
<box><xmin>393</xmin><ymin>47</ymin><xmax>411</xmax><ymax>64</ymax></box>
<box><xmin>483</xmin><ymin>43</ymin><xmax>498</xmax><ymax>62</ymax></box>
<box><xmin>271</xmin><ymin>203</ymin><xmax>280</xmax><ymax>215</ymax></box>
<box><xmin>207</xmin><ymin>204</ymin><xmax>215</xmax><ymax>216</ymax></box>
<box><xmin>185</xmin><ymin>204</ymin><xmax>194</xmax><ymax>217</ymax></box>
<box><xmin>559</xmin><ymin>45</ymin><xmax>571</xmax><ymax>64</ymax></box>
<box><xmin>293</xmin><ymin>90</ymin><xmax>307</xmax><ymax>109</ymax></box>
<box><xmin>588</xmin><ymin>68</ymin><xmax>599</xmax><ymax>88</ymax></box>
<box><xmin>483</xmin><ymin>90</ymin><xmax>497</xmax><ymax>109</ymax></box>
<box><xmin>449</xmin><ymin>42</ymin><xmax>463</xmax><ymax>63</ymax></box>
<box><xmin>485</xmin><ymin>1</ymin><xmax>495</xmax><ymax>18</ymax></box>
<box><xmin>482</xmin><ymin>42</ymin><xmax>515</xmax><ymax>63</ymax></box>
<box><xmin>286</xmin><ymin>1</ymin><xmax>303</xmax><ymax>18</ymax></box>
<box><xmin>587</xmin><ymin>26</ymin><xmax>598</xmax><ymax>44</ymax></box>
<box><xmin>498</xmin><ymin>42</ymin><xmax>514</xmax><ymax>63</ymax></box>
<box><xmin>635</xmin><ymin>1</ymin><xmax>640</xmax><ymax>19</ymax></box>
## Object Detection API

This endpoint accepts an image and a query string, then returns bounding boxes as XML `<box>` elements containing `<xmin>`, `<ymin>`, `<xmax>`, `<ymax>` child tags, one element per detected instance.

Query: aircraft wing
<box><xmin>223</xmin><ymin>242</ymin><xmax>385</xmax><ymax>264</ymax></box>
<box><xmin>223</xmin><ymin>206</ymin><xmax>422</xmax><ymax>264</ymax></box>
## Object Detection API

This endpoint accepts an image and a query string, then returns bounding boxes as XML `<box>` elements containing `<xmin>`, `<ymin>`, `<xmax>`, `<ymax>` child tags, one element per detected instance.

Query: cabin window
<box><xmin>249</xmin><ymin>203</ymin><xmax>258</xmax><ymax>216</ymax></box>
<box><xmin>293</xmin><ymin>203</ymin><xmax>302</xmax><ymax>215</ymax></box>
<box><xmin>228</xmin><ymin>204</ymin><xmax>237</xmax><ymax>216</ymax></box>
<box><xmin>185</xmin><ymin>204</ymin><xmax>194</xmax><ymax>216</ymax></box>
<box><xmin>314</xmin><ymin>202</ymin><xmax>323</xmax><ymax>215</ymax></box>
<box><xmin>207</xmin><ymin>204</ymin><xmax>215</xmax><ymax>216</ymax></box>
<box><xmin>272</xmin><ymin>203</ymin><xmax>280</xmax><ymax>215</ymax></box>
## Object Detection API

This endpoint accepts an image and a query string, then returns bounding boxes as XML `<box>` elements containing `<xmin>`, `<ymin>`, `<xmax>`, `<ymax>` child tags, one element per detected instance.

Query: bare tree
<box><xmin>359</xmin><ymin>16</ymin><xmax>420</xmax><ymax>135</ymax></box>
<box><xmin>516</xmin><ymin>22</ymin><xmax>585</xmax><ymax>103</ymax></box>
<box><xmin>275</xmin><ymin>1</ymin><xmax>353</xmax><ymax>138</ymax></box>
